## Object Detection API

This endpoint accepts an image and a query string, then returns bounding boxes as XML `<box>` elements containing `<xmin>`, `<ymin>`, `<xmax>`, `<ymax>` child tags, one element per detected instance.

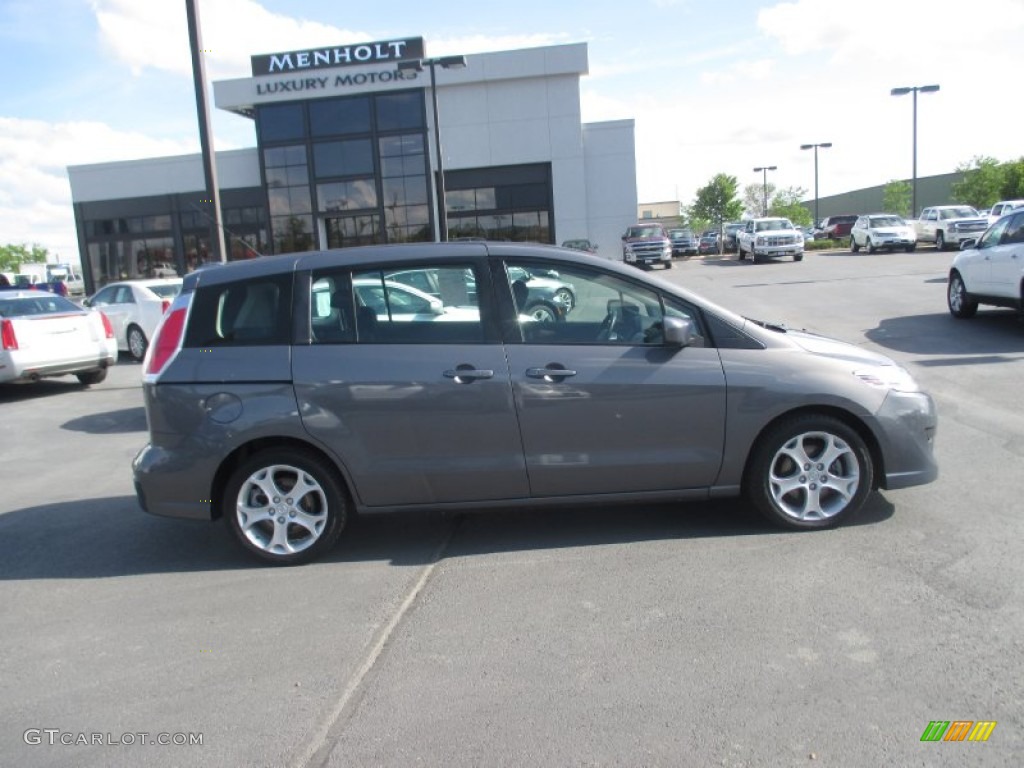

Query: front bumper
<box><xmin>874</xmin><ymin>390</ymin><xmax>939</xmax><ymax>490</ymax></box>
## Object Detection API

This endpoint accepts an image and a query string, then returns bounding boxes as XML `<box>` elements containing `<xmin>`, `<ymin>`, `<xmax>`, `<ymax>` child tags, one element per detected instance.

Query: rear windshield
<box><xmin>149</xmin><ymin>283</ymin><xmax>183</xmax><ymax>299</ymax></box>
<box><xmin>0</xmin><ymin>295</ymin><xmax>81</xmax><ymax>317</ymax></box>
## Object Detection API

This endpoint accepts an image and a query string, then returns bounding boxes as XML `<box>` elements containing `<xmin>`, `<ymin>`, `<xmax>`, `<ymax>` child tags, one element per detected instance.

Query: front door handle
<box><xmin>444</xmin><ymin>365</ymin><xmax>494</xmax><ymax>383</ymax></box>
<box><xmin>526</xmin><ymin>366</ymin><xmax>578</xmax><ymax>381</ymax></box>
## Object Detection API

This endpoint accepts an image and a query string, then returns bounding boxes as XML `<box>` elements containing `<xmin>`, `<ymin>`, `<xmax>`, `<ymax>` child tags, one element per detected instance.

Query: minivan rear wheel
<box><xmin>745</xmin><ymin>415</ymin><xmax>873</xmax><ymax>530</ymax></box>
<box><xmin>224</xmin><ymin>449</ymin><xmax>347</xmax><ymax>565</ymax></box>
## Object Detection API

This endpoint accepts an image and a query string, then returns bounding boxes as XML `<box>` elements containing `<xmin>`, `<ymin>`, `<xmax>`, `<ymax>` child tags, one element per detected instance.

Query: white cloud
<box><xmin>0</xmin><ymin>117</ymin><xmax>195</xmax><ymax>261</ymax></box>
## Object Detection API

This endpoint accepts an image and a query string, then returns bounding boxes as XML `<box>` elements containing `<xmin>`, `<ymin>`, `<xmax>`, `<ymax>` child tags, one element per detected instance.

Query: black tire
<box><xmin>127</xmin><ymin>324</ymin><xmax>148</xmax><ymax>362</ymax></box>
<box><xmin>850</xmin><ymin>236</ymin><xmax>859</xmax><ymax>253</ymax></box>
<box><xmin>224</xmin><ymin>449</ymin><xmax>347</xmax><ymax>565</ymax></box>
<box><xmin>905</xmin><ymin>244</ymin><xmax>917</xmax><ymax>253</ymax></box>
<box><xmin>76</xmin><ymin>368</ymin><xmax>108</xmax><ymax>386</ymax></box>
<box><xmin>664</xmin><ymin>260</ymin><xmax>673</xmax><ymax>269</ymax></box>
<box><xmin>738</xmin><ymin>245</ymin><xmax>746</xmax><ymax>261</ymax></box>
<box><xmin>947</xmin><ymin>271</ymin><xmax>978</xmax><ymax>319</ymax></box>
<box><xmin>935</xmin><ymin>231</ymin><xmax>946</xmax><ymax>251</ymax></box>
<box><xmin>745</xmin><ymin>414</ymin><xmax>873</xmax><ymax>530</ymax></box>
<box><xmin>867</xmin><ymin>237</ymin><xmax>876</xmax><ymax>254</ymax></box>
<box><xmin>794</xmin><ymin>252</ymin><xmax>803</xmax><ymax>262</ymax></box>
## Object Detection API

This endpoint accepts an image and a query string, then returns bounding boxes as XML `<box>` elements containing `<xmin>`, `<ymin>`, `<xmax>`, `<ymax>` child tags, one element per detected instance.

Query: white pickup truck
<box><xmin>736</xmin><ymin>217</ymin><xmax>804</xmax><ymax>263</ymax></box>
<box><xmin>915</xmin><ymin>206</ymin><xmax>989</xmax><ymax>251</ymax></box>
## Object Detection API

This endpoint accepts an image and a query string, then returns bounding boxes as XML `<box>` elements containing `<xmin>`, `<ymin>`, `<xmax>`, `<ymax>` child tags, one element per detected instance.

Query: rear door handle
<box><xmin>526</xmin><ymin>366</ymin><xmax>578</xmax><ymax>380</ymax></box>
<box><xmin>443</xmin><ymin>366</ymin><xmax>494</xmax><ymax>383</ymax></box>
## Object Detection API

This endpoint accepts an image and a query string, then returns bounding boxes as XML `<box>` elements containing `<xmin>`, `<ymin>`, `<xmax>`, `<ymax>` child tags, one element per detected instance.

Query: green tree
<box><xmin>882</xmin><ymin>179</ymin><xmax>912</xmax><ymax>218</ymax></box>
<box><xmin>693</xmin><ymin>175</ymin><xmax>743</xmax><ymax>226</ymax></box>
<box><xmin>692</xmin><ymin>174</ymin><xmax>744</xmax><ymax>253</ymax></box>
<box><xmin>950</xmin><ymin>156</ymin><xmax>1004</xmax><ymax>209</ymax></box>
<box><xmin>743</xmin><ymin>182</ymin><xmax>776</xmax><ymax>218</ymax></box>
<box><xmin>999</xmin><ymin>157</ymin><xmax>1024</xmax><ymax>199</ymax></box>
<box><xmin>0</xmin><ymin>243</ymin><xmax>49</xmax><ymax>273</ymax></box>
<box><xmin>768</xmin><ymin>186</ymin><xmax>811</xmax><ymax>226</ymax></box>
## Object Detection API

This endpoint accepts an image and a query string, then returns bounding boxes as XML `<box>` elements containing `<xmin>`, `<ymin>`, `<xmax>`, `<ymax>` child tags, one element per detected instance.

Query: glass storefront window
<box><xmin>325</xmin><ymin>215</ymin><xmax>384</xmax><ymax>248</ymax></box>
<box><xmin>317</xmin><ymin>180</ymin><xmax>378</xmax><ymax>212</ymax></box>
<box><xmin>313</xmin><ymin>139</ymin><xmax>374</xmax><ymax>178</ymax></box>
<box><xmin>272</xmin><ymin>215</ymin><xmax>314</xmax><ymax>253</ymax></box>
<box><xmin>259</xmin><ymin>104</ymin><xmax>305</xmax><ymax>142</ymax></box>
<box><xmin>375</xmin><ymin>92</ymin><xmax>424</xmax><ymax>132</ymax></box>
<box><xmin>310</xmin><ymin>97</ymin><xmax>371</xmax><ymax>137</ymax></box>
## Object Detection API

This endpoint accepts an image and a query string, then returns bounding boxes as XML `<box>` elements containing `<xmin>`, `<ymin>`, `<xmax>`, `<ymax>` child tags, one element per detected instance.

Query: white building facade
<box><xmin>68</xmin><ymin>39</ymin><xmax>636</xmax><ymax>293</ymax></box>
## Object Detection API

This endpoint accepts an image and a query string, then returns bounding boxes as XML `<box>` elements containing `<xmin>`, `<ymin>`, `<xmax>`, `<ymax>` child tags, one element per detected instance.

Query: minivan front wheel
<box><xmin>745</xmin><ymin>415</ymin><xmax>873</xmax><ymax>530</ymax></box>
<box><xmin>225</xmin><ymin>450</ymin><xmax>347</xmax><ymax>565</ymax></box>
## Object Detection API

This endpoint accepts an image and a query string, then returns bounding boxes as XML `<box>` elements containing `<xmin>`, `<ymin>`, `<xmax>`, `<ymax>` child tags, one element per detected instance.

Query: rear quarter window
<box><xmin>184</xmin><ymin>273</ymin><xmax>293</xmax><ymax>347</ymax></box>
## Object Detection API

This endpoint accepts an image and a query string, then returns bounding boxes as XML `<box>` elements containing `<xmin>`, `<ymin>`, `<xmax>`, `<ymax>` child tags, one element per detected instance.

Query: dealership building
<box><xmin>67</xmin><ymin>38</ymin><xmax>637</xmax><ymax>293</ymax></box>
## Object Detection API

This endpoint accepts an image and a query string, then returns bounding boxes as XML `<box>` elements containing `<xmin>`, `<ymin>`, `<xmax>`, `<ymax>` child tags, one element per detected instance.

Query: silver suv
<box><xmin>134</xmin><ymin>242</ymin><xmax>938</xmax><ymax>564</ymax></box>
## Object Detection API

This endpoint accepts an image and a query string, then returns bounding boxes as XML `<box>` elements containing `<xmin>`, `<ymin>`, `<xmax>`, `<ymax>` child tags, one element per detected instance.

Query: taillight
<box><xmin>145</xmin><ymin>307</ymin><xmax>187</xmax><ymax>376</ymax></box>
<box><xmin>99</xmin><ymin>311</ymin><xmax>114</xmax><ymax>339</ymax></box>
<box><xmin>1</xmin><ymin>319</ymin><xmax>18</xmax><ymax>350</ymax></box>
<box><xmin>160</xmin><ymin>299</ymin><xmax>170</xmax><ymax>314</ymax></box>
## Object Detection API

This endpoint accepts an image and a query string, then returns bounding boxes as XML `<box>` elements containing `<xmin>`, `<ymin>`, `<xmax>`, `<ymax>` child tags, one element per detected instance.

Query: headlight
<box><xmin>854</xmin><ymin>365</ymin><xmax>921</xmax><ymax>393</ymax></box>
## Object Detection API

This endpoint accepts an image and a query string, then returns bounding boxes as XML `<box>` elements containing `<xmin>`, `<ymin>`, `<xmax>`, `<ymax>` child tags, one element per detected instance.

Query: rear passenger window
<box><xmin>184</xmin><ymin>274</ymin><xmax>292</xmax><ymax>347</ymax></box>
<box><xmin>310</xmin><ymin>264</ymin><xmax>484</xmax><ymax>344</ymax></box>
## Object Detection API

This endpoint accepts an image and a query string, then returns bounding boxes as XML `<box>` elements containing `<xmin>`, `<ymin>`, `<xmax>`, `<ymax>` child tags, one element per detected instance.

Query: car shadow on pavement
<box><xmin>61</xmin><ymin>406</ymin><xmax>148</xmax><ymax>434</ymax></box>
<box><xmin>0</xmin><ymin>493</ymin><xmax>894</xmax><ymax>579</ymax></box>
<box><xmin>865</xmin><ymin>311</ymin><xmax>1024</xmax><ymax>357</ymax></box>
<box><xmin>0</xmin><ymin>379</ymin><xmax>90</xmax><ymax>402</ymax></box>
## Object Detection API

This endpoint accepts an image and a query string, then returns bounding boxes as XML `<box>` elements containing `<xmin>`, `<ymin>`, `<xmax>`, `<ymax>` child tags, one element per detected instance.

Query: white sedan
<box><xmin>850</xmin><ymin>214</ymin><xmax>917</xmax><ymax>253</ymax></box>
<box><xmin>85</xmin><ymin>278</ymin><xmax>183</xmax><ymax>361</ymax></box>
<box><xmin>0</xmin><ymin>290</ymin><xmax>117</xmax><ymax>385</ymax></box>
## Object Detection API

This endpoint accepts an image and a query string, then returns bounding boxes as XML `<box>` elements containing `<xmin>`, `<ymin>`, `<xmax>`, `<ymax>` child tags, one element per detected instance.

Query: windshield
<box><xmin>755</xmin><ymin>219</ymin><xmax>794</xmax><ymax>231</ymax></box>
<box><xmin>626</xmin><ymin>227</ymin><xmax>664</xmax><ymax>238</ymax></box>
<box><xmin>869</xmin><ymin>216</ymin><xmax>904</xmax><ymax>227</ymax></box>
<box><xmin>940</xmin><ymin>207</ymin><xmax>978</xmax><ymax>220</ymax></box>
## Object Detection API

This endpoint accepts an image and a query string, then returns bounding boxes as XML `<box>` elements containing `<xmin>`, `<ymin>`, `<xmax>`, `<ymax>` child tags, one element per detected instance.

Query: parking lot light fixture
<box><xmin>398</xmin><ymin>55</ymin><xmax>468</xmax><ymax>242</ymax></box>
<box><xmin>753</xmin><ymin>166</ymin><xmax>777</xmax><ymax>217</ymax></box>
<box><xmin>800</xmin><ymin>143</ymin><xmax>832</xmax><ymax>225</ymax></box>
<box><xmin>890</xmin><ymin>85</ymin><xmax>940</xmax><ymax>218</ymax></box>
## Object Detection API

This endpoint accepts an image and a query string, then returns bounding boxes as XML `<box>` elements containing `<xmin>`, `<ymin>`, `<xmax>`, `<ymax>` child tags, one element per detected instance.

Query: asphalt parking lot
<box><xmin>2</xmin><ymin>246</ymin><xmax>1022</xmax><ymax>767</ymax></box>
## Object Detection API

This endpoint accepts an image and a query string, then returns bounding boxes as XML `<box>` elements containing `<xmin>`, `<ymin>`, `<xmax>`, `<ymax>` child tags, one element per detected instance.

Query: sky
<box><xmin>2</xmin><ymin>0</ymin><xmax>1022</xmax><ymax>264</ymax></box>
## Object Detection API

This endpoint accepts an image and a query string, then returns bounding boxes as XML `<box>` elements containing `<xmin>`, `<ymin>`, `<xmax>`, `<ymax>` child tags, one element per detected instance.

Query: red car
<box><xmin>820</xmin><ymin>215</ymin><xmax>858</xmax><ymax>240</ymax></box>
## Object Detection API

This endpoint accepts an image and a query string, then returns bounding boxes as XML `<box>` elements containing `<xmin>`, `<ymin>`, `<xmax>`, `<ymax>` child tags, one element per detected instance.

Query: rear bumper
<box><xmin>133</xmin><ymin>443</ymin><xmax>215</xmax><ymax>521</ymax></box>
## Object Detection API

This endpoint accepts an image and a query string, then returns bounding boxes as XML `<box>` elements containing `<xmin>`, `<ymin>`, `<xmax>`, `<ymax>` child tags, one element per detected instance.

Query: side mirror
<box><xmin>960</xmin><ymin>239</ymin><xmax>976</xmax><ymax>251</ymax></box>
<box><xmin>663</xmin><ymin>316</ymin><xmax>697</xmax><ymax>347</ymax></box>
<box><xmin>81</xmin><ymin>298</ymin><xmax>92</xmax><ymax>307</ymax></box>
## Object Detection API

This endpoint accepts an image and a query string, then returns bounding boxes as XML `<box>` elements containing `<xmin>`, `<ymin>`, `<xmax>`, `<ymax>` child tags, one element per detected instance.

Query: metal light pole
<box><xmin>753</xmin><ymin>166</ymin><xmax>777</xmax><ymax>217</ymax></box>
<box><xmin>891</xmin><ymin>84</ymin><xmax>939</xmax><ymax>218</ymax></box>
<box><xmin>398</xmin><ymin>55</ymin><xmax>467</xmax><ymax>242</ymax></box>
<box><xmin>800</xmin><ymin>142</ymin><xmax>831</xmax><ymax>225</ymax></box>
<box><xmin>185</xmin><ymin>0</ymin><xmax>226</xmax><ymax>264</ymax></box>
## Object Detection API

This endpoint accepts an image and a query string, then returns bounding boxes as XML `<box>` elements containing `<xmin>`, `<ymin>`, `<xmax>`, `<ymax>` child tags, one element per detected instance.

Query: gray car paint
<box><xmin>133</xmin><ymin>242</ymin><xmax>937</xmax><ymax>522</ymax></box>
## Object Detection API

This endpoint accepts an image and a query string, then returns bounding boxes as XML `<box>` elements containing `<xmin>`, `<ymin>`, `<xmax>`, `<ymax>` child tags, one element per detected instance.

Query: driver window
<box><xmin>505</xmin><ymin>261</ymin><xmax>665</xmax><ymax>345</ymax></box>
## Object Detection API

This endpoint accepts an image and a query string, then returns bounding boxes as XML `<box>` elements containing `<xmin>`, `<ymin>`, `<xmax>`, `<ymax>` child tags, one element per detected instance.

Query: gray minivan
<box><xmin>133</xmin><ymin>242</ymin><xmax>937</xmax><ymax>564</ymax></box>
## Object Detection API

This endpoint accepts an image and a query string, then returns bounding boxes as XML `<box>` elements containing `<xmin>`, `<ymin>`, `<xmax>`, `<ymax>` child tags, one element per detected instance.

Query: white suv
<box><xmin>947</xmin><ymin>209</ymin><xmax>1024</xmax><ymax>318</ymax></box>
<box><xmin>988</xmin><ymin>199</ymin><xmax>1024</xmax><ymax>225</ymax></box>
